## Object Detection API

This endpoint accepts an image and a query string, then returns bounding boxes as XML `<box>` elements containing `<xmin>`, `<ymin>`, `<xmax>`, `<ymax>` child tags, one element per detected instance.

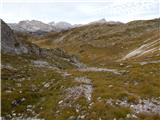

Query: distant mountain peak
<box><xmin>8</xmin><ymin>19</ymin><xmax>123</xmax><ymax>33</ymax></box>
<box><xmin>55</xmin><ymin>21</ymin><xmax>72</xmax><ymax>30</ymax></box>
<box><xmin>98</xmin><ymin>18</ymin><xmax>106</xmax><ymax>23</ymax></box>
<box><xmin>89</xmin><ymin>18</ymin><xmax>106</xmax><ymax>24</ymax></box>
<box><xmin>48</xmin><ymin>21</ymin><xmax>55</xmax><ymax>26</ymax></box>
<box><xmin>9</xmin><ymin>20</ymin><xmax>53</xmax><ymax>32</ymax></box>
<box><xmin>49</xmin><ymin>21</ymin><xmax>73</xmax><ymax>31</ymax></box>
<box><xmin>9</xmin><ymin>20</ymin><xmax>73</xmax><ymax>33</ymax></box>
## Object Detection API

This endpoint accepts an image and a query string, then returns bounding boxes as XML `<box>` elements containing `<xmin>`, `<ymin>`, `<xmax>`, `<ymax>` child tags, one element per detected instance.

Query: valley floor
<box><xmin>1</xmin><ymin>53</ymin><xmax>160</xmax><ymax>120</ymax></box>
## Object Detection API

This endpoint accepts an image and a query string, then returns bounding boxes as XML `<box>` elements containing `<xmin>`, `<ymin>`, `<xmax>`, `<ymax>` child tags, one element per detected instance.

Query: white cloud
<box><xmin>1</xmin><ymin>1</ymin><xmax>159</xmax><ymax>24</ymax></box>
<box><xmin>1</xmin><ymin>0</ymin><xmax>159</xmax><ymax>3</ymax></box>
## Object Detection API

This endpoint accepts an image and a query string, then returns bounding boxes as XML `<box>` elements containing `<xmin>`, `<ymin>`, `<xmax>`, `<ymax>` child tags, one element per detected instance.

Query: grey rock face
<box><xmin>49</xmin><ymin>21</ymin><xmax>73</xmax><ymax>31</ymax></box>
<box><xmin>48</xmin><ymin>21</ymin><xmax>55</xmax><ymax>26</ymax></box>
<box><xmin>9</xmin><ymin>20</ymin><xmax>73</xmax><ymax>32</ymax></box>
<box><xmin>1</xmin><ymin>20</ymin><xmax>60</xmax><ymax>56</ymax></box>
<box><xmin>54</xmin><ymin>22</ymin><xmax>72</xmax><ymax>31</ymax></box>
<box><xmin>1</xmin><ymin>19</ymin><xmax>28</xmax><ymax>54</ymax></box>
<box><xmin>9</xmin><ymin>20</ymin><xmax>54</xmax><ymax>32</ymax></box>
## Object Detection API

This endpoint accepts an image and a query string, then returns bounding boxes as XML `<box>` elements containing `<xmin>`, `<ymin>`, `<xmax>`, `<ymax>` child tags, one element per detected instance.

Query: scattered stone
<box><xmin>120</xmin><ymin>63</ymin><xmax>124</xmax><ymax>66</ymax></box>
<box><xmin>74</xmin><ymin>77</ymin><xmax>91</xmax><ymax>84</ymax></box>
<box><xmin>106</xmin><ymin>98</ymin><xmax>160</xmax><ymax>114</ymax></box>
<box><xmin>44</xmin><ymin>83</ymin><xmax>50</xmax><ymax>88</ymax></box>
<box><xmin>21</xmin><ymin>98</ymin><xmax>26</xmax><ymax>102</ymax></box>
<box><xmin>32</xmin><ymin>60</ymin><xmax>49</xmax><ymax>67</ymax></box>
<box><xmin>77</xmin><ymin>115</ymin><xmax>85</xmax><ymax>119</ymax></box>
<box><xmin>11</xmin><ymin>98</ymin><xmax>26</xmax><ymax>107</ymax></box>
<box><xmin>27</xmin><ymin>105</ymin><xmax>32</xmax><ymax>109</ymax></box>
<box><xmin>56</xmin><ymin>110</ymin><xmax>60</xmax><ymax>114</ymax></box>
<box><xmin>126</xmin><ymin>113</ymin><xmax>137</xmax><ymax>119</ymax></box>
<box><xmin>5</xmin><ymin>90</ymin><xmax>12</xmax><ymax>93</ymax></box>
<box><xmin>1</xmin><ymin>64</ymin><xmax>16</xmax><ymax>70</ymax></box>
<box><xmin>97</xmin><ymin>97</ymin><xmax>102</xmax><ymax>101</ymax></box>
<box><xmin>16</xmin><ymin>83</ymin><xmax>22</xmax><ymax>87</ymax></box>
<box><xmin>76</xmin><ymin>108</ymin><xmax>79</xmax><ymax>113</ymax></box>
<box><xmin>99</xmin><ymin>117</ymin><xmax>102</xmax><ymax>120</ymax></box>
<box><xmin>66</xmin><ymin>84</ymin><xmax>92</xmax><ymax>102</ymax></box>
<box><xmin>26</xmin><ymin>108</ymin><xmax>32</xmax><ymax>112</ymax></box>
<box><xmin>108</xmin><ymin>85</ymin><xmax>113</xmax><ymax>88</ymax></box>
<box><xmin>62</xmin><ymin>71</ymin><xmax>71</xmax><ymax>77</ymax></box>
<box><xmin>58</xmin><ymin>100</ymin><xmax>63</xmax><ymax>104</ymax></box>
<box><xmin>106</xmin><ymin>98</ymin><xmax>113</xmax><ymax>106</ymax></box>
<box><xmin>133</xmin><ymin>81</ymin><xmax>138</xmax><ymax>86</ymax></box>
<box><xmin>126</xmin><ymin>65</ymin><xmax>132</xmax><ymax>68</ymax></box>
<box><xmin>12</xmin><ymin>113</ymin><xmax>16</xmax><ymax>116</ymax></box>
<box><xmin>21</xmin><ymin>77</ymin><xmax>25</xmax><ymax>81</ymax></box>
<box><xmin>68</xmin><ymin>116</ymin><xmax>76</xmax><ymax>120</ymax></box>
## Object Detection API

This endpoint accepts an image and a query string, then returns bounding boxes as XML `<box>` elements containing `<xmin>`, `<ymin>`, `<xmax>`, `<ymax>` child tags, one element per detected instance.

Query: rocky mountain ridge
<box><xmin>8</xmin><ymin>20</ymin><xmax>73</xmax><ymax>33</ymax></box>
<box><xmin>8</xmin><ymin>19</ymin><xmax>122</xmax><ymax>33</ymax></box>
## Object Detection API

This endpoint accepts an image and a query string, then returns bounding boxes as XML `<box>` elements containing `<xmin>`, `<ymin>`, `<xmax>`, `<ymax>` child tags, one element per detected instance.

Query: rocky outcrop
<box><xmin>1</xmin><ymin>19</ymin><xmax>28</xmax><ymax>54</ymax></box>
<box><xmin>1</xmin><ymin>19</ymin><xmax>43</xmax><ymax>54</ymax></box>
<box><xmin>1</xmin><ymin>19</ymin><xmax>82</xmax><ymax>67</ymax></box>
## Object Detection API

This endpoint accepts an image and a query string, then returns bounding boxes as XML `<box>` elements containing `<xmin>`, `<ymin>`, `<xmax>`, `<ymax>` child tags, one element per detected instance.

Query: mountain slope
<box><xmin>34</xmin><ymin>19</ymin><xmax>160</xmax><ymax>120</ymax></box>
<box><xmin>34</xmin><ymin>18</ymin><xmax>160</xmax><ymax>67</ymax></box>
<box><xmin>1</xmin><ymin>18</ymin><xmax>160</xmax><ymax>120</ymax></box>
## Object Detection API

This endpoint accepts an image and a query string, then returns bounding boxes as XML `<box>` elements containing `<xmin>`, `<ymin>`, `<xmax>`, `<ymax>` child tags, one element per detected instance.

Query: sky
<box><xmin>0</xmin><ymin>0</ymin><xmax>160</xmax><ymax>24</ymax></box>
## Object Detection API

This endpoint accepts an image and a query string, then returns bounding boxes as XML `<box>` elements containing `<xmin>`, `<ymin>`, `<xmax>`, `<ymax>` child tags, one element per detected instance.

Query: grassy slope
<box><xmin>1</xmin><ymin>53</ymin><xmax>76</xmax><ymax>119</ymax></box>
<box><xmin>2</xmin><ymin>18</ymin><xmax>160</xmax><ymax>120</ymax></box>
<box><xmin>34</xmin><ymin>18</ymin><xmax>160</xmax><ymax>66</ymax></box>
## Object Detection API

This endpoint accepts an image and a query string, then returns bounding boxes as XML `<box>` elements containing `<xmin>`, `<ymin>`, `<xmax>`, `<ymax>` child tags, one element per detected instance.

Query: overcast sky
<box><xmin>0</xmin><ymin>0</ymin><xmax>159</xmax><ymax>24</ymax></box>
